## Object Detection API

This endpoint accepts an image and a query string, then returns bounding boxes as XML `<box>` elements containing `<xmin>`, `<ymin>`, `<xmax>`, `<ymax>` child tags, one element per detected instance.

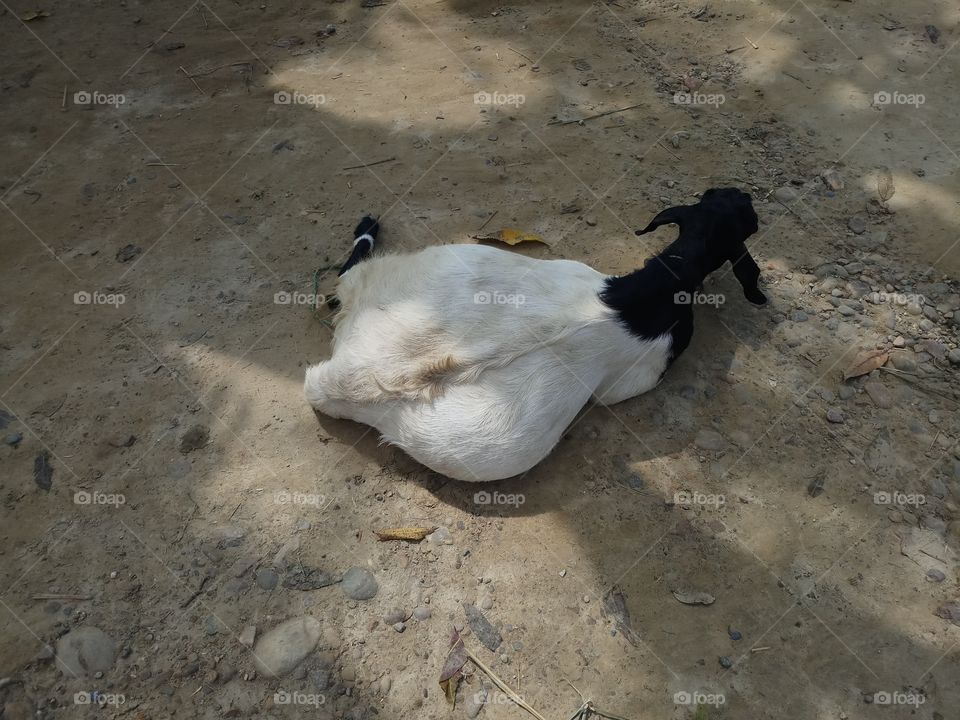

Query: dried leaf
<box><xmin>463</xmin><ymin>603</ymin><xmax>502</xmax><ymax>651</ymax></box>
<box><xmin>602</xmin><ymin>585</ymin><xmax>642</xmax><ymax>646</ymax></box>
<box><xmin>439</xmin><ymin>627</ymin><xmax>469</xmax><ymax>707</ymax></box>
<box><xmin>935</xmin><ymin>602</ymin><xmax>960</xmax><ymax>625</ymax></box>
<box><xmin>807</xmin><ymin>472</ymin><xmax>826</xmax><ymax>498</ymax></box>
<box><xmin>843</xmin><ymin>348</ymin><xmax>888</xmax><ymax>380</ymax></box>
<box><xmin>20</xmin><ymin>10</ymin><xmax>51</xmax><ymax>20</ymax></box>
<box><xmin>877</xmin><ymin>166</ymin><xmax>895</xmax><ymax>202</ymax></box>
<box><xmin>439</xmin><ymin>675</ymin><xmax>461</xmax><ymax>706</ymax></box>
<box><xmin>374</xmin><ymin>526</ymin><xmax>436</xmax><ymax>542</ymax></box>
<box><xmin>34</xmin><ymin>450</ymin><xmax>53</xmax><ymax>491</ymax></box>
<box><xmin>474</xmin><ymin>228</ymin><xmax>548</xmax><ymax>246</ymax></box>
<box><xmin>672</xmin><ymin>589</ymin><xmax>715</xmax><ymax>605</ymax></box>
<box><xmin>439</xmin><ymin>627</ymin><xmax>469</xmax><ymax>682</ymax></box>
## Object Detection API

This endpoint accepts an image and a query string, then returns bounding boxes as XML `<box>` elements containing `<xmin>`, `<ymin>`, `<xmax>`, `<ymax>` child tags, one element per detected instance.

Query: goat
<box><xmin>305</xmin><ymin>188</ymin><xmax>766</xmax><ymax>482</ymax></box>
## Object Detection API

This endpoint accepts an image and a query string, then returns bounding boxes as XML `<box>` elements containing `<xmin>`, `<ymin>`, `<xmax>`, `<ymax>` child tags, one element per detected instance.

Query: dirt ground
<box><xmin>1</xmin><ymin>0</ymin><xmax>959</xmax><ymax>718</ymax></box>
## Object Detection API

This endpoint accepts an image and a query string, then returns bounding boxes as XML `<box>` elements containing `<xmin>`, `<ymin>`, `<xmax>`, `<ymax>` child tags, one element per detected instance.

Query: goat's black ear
<box><xmin>635</xmin><ymin>206</ymin><xmax>689</xmax><ymax>236</ymax></box>
<box><xmin>731</xmin><ymin>245</ymin><xmax>767</xmax><ymax>305</ymax></box>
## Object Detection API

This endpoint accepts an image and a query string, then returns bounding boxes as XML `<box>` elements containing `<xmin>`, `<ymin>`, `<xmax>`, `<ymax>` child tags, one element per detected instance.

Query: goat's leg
<box><xmin>337</xmin><ymin>215</ymin><xmax>380</xmax><ymax>276</ymax></box>
<box><xmin>731</xmin><ymin>245</ymin><xmax>767</xmax><ymax>305</ymax></box>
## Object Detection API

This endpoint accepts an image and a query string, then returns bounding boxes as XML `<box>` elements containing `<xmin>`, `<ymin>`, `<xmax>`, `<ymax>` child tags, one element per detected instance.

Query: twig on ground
<box><xmin>507</xmin><ymin>46</ymin><xmax>535</xmax><ymax>63</ymax></box>
<box><xmin>548</xmin><ymin>103</ymin><xmax>644</xmax><ymax>126</ymax></box>
<box><xmin>476</xmin><ymin>210</ymin><xmax>498</xmax><ymax>234</ymax></box>
<box><xmin>782</xmin><ymin>71</ymin><xmax>812</xmax><ymax>89</ymax></box>
<box><xmin>341</xmin><ymin>156</ymin><xmax>397</xmax><ymax>170</ymax></box>
<box><xmin>179</xmin><ymin>66</ymin><xmax>205</xmax><ymax>95</ymax></box>
<box><xmin>463</xmin><ymin>644</ymin><xmax>547</xmax><ymax>720</ymax></box>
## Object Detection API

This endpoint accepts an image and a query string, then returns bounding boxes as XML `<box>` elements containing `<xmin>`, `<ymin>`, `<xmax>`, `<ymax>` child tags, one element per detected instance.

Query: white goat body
<box><xmin>305</xmin><ymin>245</ymin><xmax>671</xmax><ymax>481</ymax></box>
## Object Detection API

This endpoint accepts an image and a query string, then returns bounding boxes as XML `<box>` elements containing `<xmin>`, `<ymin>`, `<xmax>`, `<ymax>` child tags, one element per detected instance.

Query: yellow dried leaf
<box><xmin>439</xmin><ymin>675</ymin><xmax>460</xmax><ymax>706</ymax></box>
<box><xmin>20</xmin><ymin>10</ymin><xmax>50</xmax><ymax>20</ymax></box>
<box><xmin>497</xmin><ymin>228</ymin><xmax>547</xmax><ymax>245</ymax></box>
<box><xmin>374</xmin><ymin>526</ymin><xmax>436</xmax><ymax>542</ymax></box>
<box><xmin>843</xmin><ymin>348</ymin><xmax>888</xmax><ymax>380</ymax></box>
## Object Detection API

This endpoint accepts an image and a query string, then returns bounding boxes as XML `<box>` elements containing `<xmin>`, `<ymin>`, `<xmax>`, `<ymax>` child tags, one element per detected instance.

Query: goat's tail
<box><xmin>337</xmin><ymin>215</ymin><xmax>380</xmax><ymax>277</ymax></box>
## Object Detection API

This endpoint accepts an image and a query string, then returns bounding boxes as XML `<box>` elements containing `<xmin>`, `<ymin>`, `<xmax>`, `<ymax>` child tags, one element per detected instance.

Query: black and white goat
<box><xmin>305</xmin><ymin>188</ymin><xmax>766</xmax><ymax>482</ymax></box>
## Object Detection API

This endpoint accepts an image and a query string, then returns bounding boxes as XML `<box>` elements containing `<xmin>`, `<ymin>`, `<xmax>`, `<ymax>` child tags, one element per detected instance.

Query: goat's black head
<box><xmin>353</xmin><ymin>215</ymin><xmax>380</xmax><ymax>239</ymax></box>
<box><xmin>635</xmin><ymin>187</ymin><xmax>766</xmax><ymax>305</ymax></box>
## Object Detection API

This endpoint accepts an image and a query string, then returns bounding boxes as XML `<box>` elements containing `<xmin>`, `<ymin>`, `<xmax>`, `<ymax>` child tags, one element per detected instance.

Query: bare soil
<box><xmin>1</xmin><ymin>1</ymin><xmax>959</xmax><ymax>719</ymax></box>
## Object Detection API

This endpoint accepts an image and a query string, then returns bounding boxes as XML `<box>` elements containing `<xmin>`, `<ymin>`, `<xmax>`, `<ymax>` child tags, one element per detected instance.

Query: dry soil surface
<box><xmin>1</xmin><ymin>1</ymin><xmax>959</xmax><ymax>719</ymax></box>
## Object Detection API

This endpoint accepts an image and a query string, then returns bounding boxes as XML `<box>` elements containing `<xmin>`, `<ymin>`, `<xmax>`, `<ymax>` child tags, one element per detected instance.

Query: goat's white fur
<box><xmin>305</xmin><ymin>245</ymin><xmax>670</xmax><ymax>481</ymax></box>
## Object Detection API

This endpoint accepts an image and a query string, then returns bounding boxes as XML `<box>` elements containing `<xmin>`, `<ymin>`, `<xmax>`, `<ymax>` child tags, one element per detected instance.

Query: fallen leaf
<box><xmin>877</xmin><ymin>166</ymin><xmax>895</xmax><ymax>203</ymax></box>
<box><xmin>935</xmin><ymin>601</ymin><xmax>960</xmax><ymax>625</ymax></box>
<box><xmin>602</xmin><ymin>586</ymin><xmax>642</xmax><ymax>646</ymax></box>
<box><xmin>439</xmin><ymin>627</ymin><xmax>469</xmax><ymax>707</ymax></box>
<box><xmin>806</xmin><ymin>472</ymin><xmax>826</xmax><ymax>498</ymax></box>
<box><xmin>34</xmin><ymin>450</ymin><xmax>53</xmax><ymax>491</ymax></box>
<box><xmin>20</xmin><ymin>10</ymin><xmax>51</xmax><ymax>20</ymax></box>
<box><xmin>843</xmin><ymin>348</ymin><xmax>888</xmax><ymax>380</ymax></box>
<box><xmin>374</xmin><ymin>526</ymin><xmax>436</xmax><ymax>542</ymax></box>
<box><xmin>463</xmin><ymin>603</ymin><xmax>502</xmax><ymax>652</ymax></box>
<box><xmin>672</xmin><ymin>589</ymin><xmax>715</xmax><ymax>606</ymax></box>
<box><xmin>474</xmin><ymin>228</ymin><xmax>548</xmax><ymax>246</ymax></box>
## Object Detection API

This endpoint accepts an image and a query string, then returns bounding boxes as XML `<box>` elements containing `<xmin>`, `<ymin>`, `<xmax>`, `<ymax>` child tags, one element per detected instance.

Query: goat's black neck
<box><xmin>599</xmin><ymin>249</ymin><xmax>710</xmax><ymax>362</ymax></box>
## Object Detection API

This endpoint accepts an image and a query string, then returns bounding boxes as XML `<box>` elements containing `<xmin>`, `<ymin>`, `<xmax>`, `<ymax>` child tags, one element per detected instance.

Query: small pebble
<box><xmin>719</xmin><ymin>656</ymin><xmax>733</xmax><ymax>668</ymax></box>
<box><xmin>926</xmin><ymin>569</ymin><xmax>946</xmax><ymax>583</ymax></box>
<box><xmin>826</xmin><ymin>408</ymin><xmax>845</xmax><ymax>424</ymax></box>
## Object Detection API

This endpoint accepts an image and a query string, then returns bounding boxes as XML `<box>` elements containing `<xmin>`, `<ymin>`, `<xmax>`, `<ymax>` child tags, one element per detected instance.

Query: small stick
<box><xmin>918</xmin><ymin>548</ymin><xmax>948</xmax><ymax>564</ymax></box>
<box><xmin>61</xmin><ymin>85</ymin><xmax>67</xmax><ymax>110</ymax></box>
<box><xmin>464</xmin><ymin>645</ymin><xmax>547</xmax><ymax>720</ymax></box>
<box><xmin>476</xmin><ymin>210</ymin><xmax>498</xmax><ymax>234</ymax></box>
<box><xmin>752</xmin><ymin>646</ymin><xmax>771</xmax><ymax>652</ymax></box>
<box><xmin>507</xmin><ymin>46</ymin><xmax>535</xmax><ymax>63</ymax></box>
<box><xmin>179</xmin><ymin>66</ymin><xmax>206</xmax><ymax>95</ymax></box>
<box><xmin>657</xmin><ymin>140</ymin><xmax>681</xmax><ymax>161</ymax></box>
<box><xmin>782</xmin><ymin>71</ymin><xmax>811</xmax><ymax>89</ymax></box>
<box><xmin>341</xmin><ymin>156</ymin><xmax>396</xmax><ymax>170</ymax></box>
<box><xmin>745</xmin><ymin>36</ymin><xmax>759</xmax><ymax>49</ymax></box>
<box><xmin>33</xmin><ymin>593</ymin><xmax>92</xmax><ymax>601</ymax></box>
<box><xmin>725</xmin><ymin>45</ymin><xmax>747</xmax><ymax>53</ymax></box>
<box><xmin>183</xmin><ymin>62</ymin><xmax>251</xmax><ymax>78</ymax></box>
<box><xmin>145</xmin><ymin>162</ymin><xmax>180</xmax><ymax>167</ymax></box>
<box><xmin>769</xmin><ymin>193</ymin><xmax>804</xmax><ymax>221</ymax></box>
<box><xmin>548</xmin><ymin>103</ymin><xmax>644</xmax><ymax>126</ymax></box>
